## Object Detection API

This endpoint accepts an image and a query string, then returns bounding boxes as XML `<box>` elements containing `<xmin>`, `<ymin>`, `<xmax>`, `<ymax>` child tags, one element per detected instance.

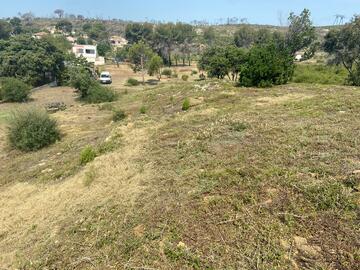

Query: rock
<box><xmin>45</xmin><ymin>102</ymin><xmax>66</xmax><ymax>113</ymax></box>
<box><xmin>352</xmin><ymin>170</ymin><xmax>360</xmax><ymax>175</ymax></box>
<box><xmin>293</xmin><ymin>236</ymin><xmax>321</xmax><ymax>259</ymax></box>
<box><xmin>41</xmin><ymin>168</ymin><xmax>53</xmax><ymax>174</ymax></box>
<box><xmin>177</xmin><ymin>241</ymin><xmax>187</xmax><ymax>249</ymax></box>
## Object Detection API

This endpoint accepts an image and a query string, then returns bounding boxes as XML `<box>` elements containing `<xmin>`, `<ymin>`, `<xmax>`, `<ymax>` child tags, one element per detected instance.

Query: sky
<box><xmin>0</xmin><ymin>0</ymin><xmax>359</xmax><ymax>26</ymax></box>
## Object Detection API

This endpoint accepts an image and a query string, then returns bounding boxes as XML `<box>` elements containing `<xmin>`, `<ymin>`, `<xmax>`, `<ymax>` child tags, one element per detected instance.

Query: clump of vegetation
<box><xmin>324</xmin><ymin>16</ymin><xmax>360</xmax><ymax>86</ymax></box>
<box><xmin>84</xmin><ymin>84</ymin><xmax>117</xmax><ymax>104</ymax></box>
<box><xmin>182</xmin><ymin>75</ymin><xmax>189</xmax><ymax>81</ymax></box>
<box><xmin>162</xmin><ymin>69</ymin><xmax>172</xmax><ymax>78</ymax></box>
<box><xmin>304</xmin><ymin>181</ymin><xmax>356</xmax><ymax>211</ymax></box>
<box><xmin>172</xmin><ymin>72</ymin><xmax>178</xmax><ymax>78</ymax></box>
<box><xmin>80</xmin><ymin>146</ymin><xmax>97</xmax><ymax>165</ymax></box>
<box><xmin>126</xmin><ymin>78</ymin><xmax>140</xmax><ymax>86</ymax></box>
<box><xmin>140</xmin><ymin>105</ymin><xmax>147</xmax><ymax>114</ymax></box>
<box><xmin>239</xmin><ymin>44</ymin><xmax>294</xmax><ymax>87</ymax></box>
<box><xmin>292</xmin><ymin>64</ymin><xmax>347</xmax><ymax>85</ymax></box>
<box><xmin>7</xmin><ymin>109</ymin><xmax>60</xmax><ymax>151</ymax></box>
<box><xmin>191</xmin><ymin>70</ymin><xmax>198</xmax><ymax>76</ymax></box>
<box><xmin>230</xmin><ymin>121</ymin><xmax>247</xmax><ymax>132</ymax></box>
<box><xmin>182</xmin><ymin>98</ymin><xmax>190</xmax><ymax>111</ymax></box>
<box><xmin>112</xmin><ymin>109</ymin><xmax>126</xmax><ymax>122</ymax></box>
<box><xmin>0</xmin><ymin>77</ymin><xmax>31</xmax><ymax>102</ymax></box>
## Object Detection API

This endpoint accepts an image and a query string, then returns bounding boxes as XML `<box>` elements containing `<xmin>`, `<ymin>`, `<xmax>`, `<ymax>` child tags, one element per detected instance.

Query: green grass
<box><xmin>5</xmin><ymin>81</ymin><xmax>360</xmax><ymax>269</ymax></box>
<box><xmin>292</xmin><ymin>64</ymin><xmax>348</xmax><ymax>85</ymax></box>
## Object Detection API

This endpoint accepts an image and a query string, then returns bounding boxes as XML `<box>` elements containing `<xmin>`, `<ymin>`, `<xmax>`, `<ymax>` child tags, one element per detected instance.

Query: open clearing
<box><xmin>0</xmin><ymin>65</ymin><xmax>359</xmax><ymax>269</ymax></box>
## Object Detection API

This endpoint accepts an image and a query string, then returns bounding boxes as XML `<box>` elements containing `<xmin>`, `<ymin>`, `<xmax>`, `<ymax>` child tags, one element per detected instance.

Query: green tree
<box><xmin>43</xmin><ymin>35</ymin><xmax>72</xmax><ymax>53</ymax></box>
<box><xmin>125</xmin><ymin>23</ymin><xmax>153</xmax><ymax>44</ymax></box>
<box><xmin>198</xmin><ymin>47</ymin><xmax>230</xmax><ymax>79</ymax></box>
<box><xmin>0</xmin><ymin>20</ymin><xmax>12</xmax><ymax>39</ymax></box>
<box><xmin>324</xmin><ymin>16</ymin><xmax>360</xmax><ymax>85</ymax></box>
<box><xmin>114</xmin><ymin>47</ymin><xmax>128</xmax><ymax>67</ymax></box>
<box><xmin>148</xmin><ymin>55</ymin><xmax>164</xmax><ymax>80</ymax></box>
<box><xmin>239</xmin><ymin>43</ymin><xmax>294</xmax><ymax>87</ymax></box>
<box><xmin>234</xmin><ymin>25</ymin><xmax>255</xmax><ymax>48</ymax></box>
<box><xmin>203</xmin><ymin>27</ymin><xmax>216</xmax><ymax>46</ymax></box>
<box><xmin>128</xmin><ymin>41</ymin><xmax>154</xmax><ymax>83</ymax></box>
<box><xmin>55</xmin><ymin>20</ymin><xmax>73</xmax><ymax>34</ymax></box>
<box><xmin>54</xmin><ymin>9</ymin><xmax>64</xmax><ymax>18</ymax></box>
<box><xmin>0</xmin><ymin>35</ymin><xmax>65</xmax><ymax>86</ymax></box>
<box><xmin>286</xmin><ymin>9</ymin><xmax>316</xmax><ymax>55</ymax></box>
<box><xmin>9</xmin><ymin>17</ymin><xmax>22</xmax><ymax>35</ymax></box>
<box><xmin>97</xmin><ymin>41</ymin><xmax>112</xmax><ymax>57</ymax></box>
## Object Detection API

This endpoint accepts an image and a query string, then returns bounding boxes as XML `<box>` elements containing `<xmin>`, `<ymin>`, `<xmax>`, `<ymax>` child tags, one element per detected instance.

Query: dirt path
<box><xmin>0</xmin><ymin>121</ymin><xmax>155</xmax><ymax>268</ymax></box>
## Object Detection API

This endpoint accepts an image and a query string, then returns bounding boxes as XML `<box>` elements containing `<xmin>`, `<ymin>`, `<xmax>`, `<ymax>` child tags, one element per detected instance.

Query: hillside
<box><xmin>0</xmin><ymin>66</ymin><xmax>359</xmax><ymax>269</ymax></box>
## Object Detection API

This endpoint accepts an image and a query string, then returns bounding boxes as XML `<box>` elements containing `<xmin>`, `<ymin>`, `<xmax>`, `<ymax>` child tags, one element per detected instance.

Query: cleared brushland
<box><xmin>0</xmin><ymin>71</ymin><xmax>359</xmax><ymax>269</ymax></box>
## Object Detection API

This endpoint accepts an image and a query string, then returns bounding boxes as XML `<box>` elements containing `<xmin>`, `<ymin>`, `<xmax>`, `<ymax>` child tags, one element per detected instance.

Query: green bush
<box><xmin>191</xmin><ymin>70</ymin><xmax>198</xmax><ymax>76</ymax></box>
<box><xmin>113</xmin><ymin>109</ymin><xmax>126</xmax><ymax>122</ymax></box>
<box><xmin>182</xmin><ymin>98</ymin><xmax>190</xmax><ymax>111</ymax></box>
<box><xmin>161</xmin><ymin>69</ymin><xmax>172</xmax><ymax>78</ymax></box>
<box><xmin>68</xmin><ymin>66</ymin><xmax>96</xmax><ymax>98</ymax></box>
<box><xmin>239</xmin><ymin>44</ymin><xmax>294</xmax><ymax>87</ymax></box>
<box><xmin>140</xmin><ymin>105</ymin><xmax>147</xmax><ymax>114</ymax></box>
<box><xmin>80</xmin><ymin>146</ymin><xmax>97</xmax><ymax>165</ymax></box>
<box><xmin>84</xmin><ymin>84</ymin><xmax>117</xmax><ymax>104</ymax></box>
<box><xmin>7</xmin><ymin>109</ymin><xmax>60</xmax><ymax>151</ymax></box>
<box><xmin>126</xmin><ymin>78</ymin><xmax>140</xmax><ymax>86</ymax></box>
<box><xmin>0</xmin><ymin>77</ymin><xmax>31</xmax><ymax>102</ymax></box>
<box><xmin>182</xmin><ymin>75</ymin><xmax>189</xmax><ymax>81</ymax></box>
<box><xmin>292</xmin><ymin>64</ymin><xmax>347</xmax><ymax>85</ymax></box>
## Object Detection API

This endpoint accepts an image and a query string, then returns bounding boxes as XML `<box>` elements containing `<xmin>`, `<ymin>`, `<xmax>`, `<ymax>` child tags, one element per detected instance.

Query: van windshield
<box><xmin>101</xmin><ymin>74</ymin><xmax>110</xmax><ymax>78</ymax></box>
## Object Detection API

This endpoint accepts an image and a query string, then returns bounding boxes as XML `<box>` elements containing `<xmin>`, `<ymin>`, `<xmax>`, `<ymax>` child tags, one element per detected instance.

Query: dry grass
<box><xmin>0</xmin><ymin>75</ymin><xmax>359</xmax><ymax>269</ymax></box>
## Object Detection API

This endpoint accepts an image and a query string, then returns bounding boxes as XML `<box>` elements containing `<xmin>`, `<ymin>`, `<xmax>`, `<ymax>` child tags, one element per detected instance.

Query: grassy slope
<box><xmin>1</xmin><ymin>80</ymin><xmax>359</xmax><ymax>269</ymax></box>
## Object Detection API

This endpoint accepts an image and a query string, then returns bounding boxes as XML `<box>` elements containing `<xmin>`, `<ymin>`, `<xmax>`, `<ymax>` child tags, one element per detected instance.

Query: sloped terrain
<box><xmin>0</xmin><ymin>80</ymin><xmax>359</xmax><ymax>269</ymax></box>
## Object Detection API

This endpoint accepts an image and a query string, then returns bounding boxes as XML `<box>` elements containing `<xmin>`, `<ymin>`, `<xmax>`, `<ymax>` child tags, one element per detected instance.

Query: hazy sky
<box><xmin>0</xmin><ymin>0</ymin><xmax>359</xmax><ymax>25</ymax></box>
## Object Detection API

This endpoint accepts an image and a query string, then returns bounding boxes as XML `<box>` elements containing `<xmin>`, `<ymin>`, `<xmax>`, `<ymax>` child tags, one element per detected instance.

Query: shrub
<box><xmin>182</xmin><ymin>75</ymin><xmax>189</xmax><ymax>81</ymax></box>
<box><xmin>84</xmin><ymin>84</ymin><xmax>117</xmax><ymax>104</ymax></box>
<box><xmin>292</xmin><ymin>64</ymin><xmax>347</xmax><ymax>85</ymax></box>
<box><xmin>162</xmin><ymin>69</ymin><xmax>172</xmax><ymax>78</ymax></box>
<box><xmin>140</xmin><ymin>105</ymin><xmax>147</xmax><ymax>114</ymax></box>
<box><xmin>7</xmin><ymin>109</ymin><xmax>60</xmax><ymax>151</ymax></box>
<box><xmin>68</xmin><ymin>66</ymin><xmax>96</xmax><ymax>98</ymax></box>
<box><xmin>0</xmin><ymin>78</ymin><xmax>31</xmax><ymax>102</ymax></box>
<box><xmin>191</xmin><ymin>70</ymin><xmax>198</xmax><ymax>76</ymax></box>
<box><xmin>126</xmin><ymin>78</ymin><xmax>140</xmax><ymax>86</ymax></box>
<box><xmin>113</xmin><ymin>109</ymin><xmax>126</xmax><ymax>122</ymax></box>
<box><xmin>199</xmin><ymin>73</ymin><xmax>206</xmax><ymax>80</ymax></box>
<box><xmin>239</xmin><ymin>43</ymin><xmax>294</xmax><ymax>87</ymax></box>
<box><xmin>80</xmin><ymin>146</ymin><xmax>97</xmax><ymax>165</ymax></box>
<box><xmin>182</xmin><ymin>98</ymin><xmax>190</xmax><ymax>111</ymax></box>
<box><xmin>172</xmin><ymin>72</ymin><xmax>178</xmax><ymax>78</ymax></box>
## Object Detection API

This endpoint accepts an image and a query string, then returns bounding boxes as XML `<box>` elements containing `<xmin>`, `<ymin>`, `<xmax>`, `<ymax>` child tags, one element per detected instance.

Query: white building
<box><xmin>110</xmin><ymin>36</ymin><xmax>128</xmax><ymax>48</ymax></box>
<box><xmin>72</xmin><ymin>44</ymin><xmax>105</xmax><ymax>65</ymax></box>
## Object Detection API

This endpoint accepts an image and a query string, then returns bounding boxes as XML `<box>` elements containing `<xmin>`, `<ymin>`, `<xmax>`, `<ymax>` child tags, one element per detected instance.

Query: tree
<box><xmin>324</xmin><ymin>16</ymin><xmax>360</xmax><ymax>85</ymax></box>
<box><xmin>0</xmin><ymin>20</ymin><xmax>11</xmax><ymax>39</ymax></box>
<box><xmin>55</xmin><ymin>20</ymin><xmax>73</xmax><ymax>33</ymax></box>
<box><xmin>148</xmin><ymin>55</ymin><xmax>163</xmax><ymax>80</ymax></box>
<box><xmin>84</xmin><ymin>22</ymin><xmax>108</xmax><ymax>41</ymax></box>
<box><xmin>153</xmin><ymin>23</ymin><xmax>177</xmax><ymax>66</ymax></box>
<box><xmin>114</xmin><ymin>47</ymin><xmax>128</xmax><ymax>67</ymax></box>
<box><xmin>203</xmin><ymin>27</ymin><xmax>216</xmax><ymax>46</ymax></box>
<box><xmin>9</xmin><ymin>17</ymin><xmax>22</xmax><ymax>35</ymax></box>
<box><xmin>128</xmin><ymin>41</ymin><xmax>154</xmax><ymax>84</ymax></box>
<box><xmin>54</xmin><ymin>9</ymin><xmax>64</xmax><ymax>19</ymax></box>
<box><xmin>43</xmin><ymin>35</ymin><xmax>72</xmax><ymax>53</ymax></box>
<box><xmin>176</xmin><ymin>23</ymin><xmax>196</xmax><ymax>66</ymax></box>
<box><xmin>225</xmin><ymin>46</ymin><xmax>247</xmax><ymax>81</ymax></box>
<box><xmin>125</xmin><ymin>23</ymin><xmax>153</xmax><ymax>44</ymax></box>
<box><xmin>198</xmin><ymin>47</ymin><xmax>230</xmax><ymax>79</ymax></box>
<box><xmin>97</xmin><ymin>41</ymin><xmax>112</xmax><ymax>57</ymax></box>
<box><xmin>234</xmin><ymin>25</ymin><xmax>255</xmax><ymax>48</ymax></box>
<box><xmin>0</xmin><ymin>35</ymin><xmax>65</xmax><ymax>86</ymax></box>
<box><xmin>239</xmin><ymin>43</ymin><xmax>294</xmax><ymax>87</ymax></box>
<box><xmin>286</xmin><ymin>9</ymin><xmax>316</xmax><ymax>55</ymax></box>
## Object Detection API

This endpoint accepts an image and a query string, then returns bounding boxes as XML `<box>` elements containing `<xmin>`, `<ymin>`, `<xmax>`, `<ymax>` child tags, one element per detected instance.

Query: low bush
<box><xmin>7</xmin><ymin>109</ymin><xmax>60</xmax><ymax>151</ymax></box>
<box><xmin>182</xmin><ymin>98</ymin><xmax>190</xmax><ymax>111</ymax></box>
<box><xmin>191</xmin><ymin>70</ymin><xmax>198</xmax><ymax>76</ymax></box>
<box><xmin>292</xmin><ymin>64</ymin><xmax>347</xmax><ymax>85</ymax></box>
<box><xmin>172</xmin><ymin>72</ymin><xmax>179</xmax><ymax>78</ymax></box>
<box><xmin>127</xmin><ymin>78</ymin><xmax>140</xmax><ymax>86</ymax></box>
<box><xmin>113</xmin><ymin>109</ymin><xmax>126</xmax><ymax>122</ymax></box>
<box><xmin>84</xmin><ymin>84</ymin><xmax>117</xmax><ymax>104</ymax></box>
<box><xmin>140</xmin><ymin>105</ymin><xmax>147</xmax><ymax>114</ymax></box>
<box><xmin>162</xmin><ymin>69</ymin><xmax>172</xmax><ymax>78</ymax></box>
<box><xmin>182</xmin><ymin>75</ymin><xmax>189</xmax><ymax>81</ymax></box>
<box><xmin>199</xmin><ymin>73</ymin><xmax>206</xmax><ymax>80</ymax></box>
<box><xmin>0</xmin><ymin>78</ymin><xmax>31</xmax><ymax>102</ymax></box>
<box><xmin>80</xmin><ymin>146</ymin><xmax>97</xmax><ymax>165</ymax></box>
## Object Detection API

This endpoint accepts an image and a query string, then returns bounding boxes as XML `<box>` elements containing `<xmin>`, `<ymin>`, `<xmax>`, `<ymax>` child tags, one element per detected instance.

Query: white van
<box><xmin>99</xmin><ymin>71</ymin><xmax>112</xmax><ymax>84</ymax></box>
